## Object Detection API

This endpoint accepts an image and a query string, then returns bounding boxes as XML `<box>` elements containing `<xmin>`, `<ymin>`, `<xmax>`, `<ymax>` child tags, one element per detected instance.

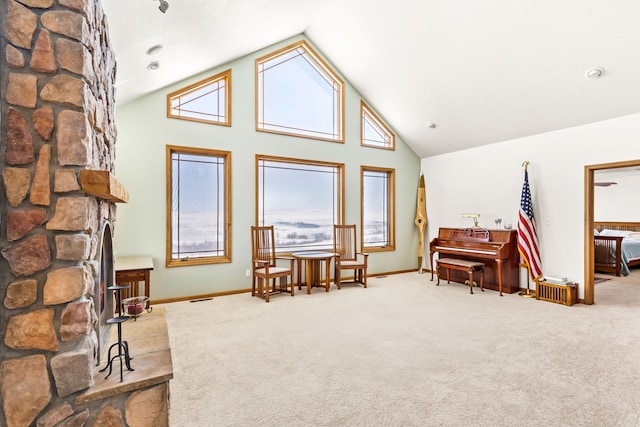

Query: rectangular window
<box><xmin>166</xmin><ymin>146</ymin><xmax>231</xmax><ymax>267</ymax></box>
<box><xmin>361</xmin><ymin>166</ymin><xmax>395</xmax><ymax>251</ymax></box>
<box><xmin>257</xmin><ymin>155</ymin><xmax>344</xmax><ymax>252</ymax></box>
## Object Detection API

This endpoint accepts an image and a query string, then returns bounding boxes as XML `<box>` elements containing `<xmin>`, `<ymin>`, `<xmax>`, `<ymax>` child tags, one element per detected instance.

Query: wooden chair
<box><xmin>251</xmin><ymin>226</ymin><xmax>295</xmax><ymax>302</ymax></box>
<box><xmin>333</xmin><ymin>224</ymin><xmax>368</xmax><ymax>289</ymax></box>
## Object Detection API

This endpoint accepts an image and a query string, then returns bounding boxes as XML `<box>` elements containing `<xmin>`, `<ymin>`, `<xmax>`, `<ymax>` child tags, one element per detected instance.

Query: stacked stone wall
<box><xmin>0</xmin><ymin>1</ymin><xmax>168</xmax><ymax>426</ymax></box>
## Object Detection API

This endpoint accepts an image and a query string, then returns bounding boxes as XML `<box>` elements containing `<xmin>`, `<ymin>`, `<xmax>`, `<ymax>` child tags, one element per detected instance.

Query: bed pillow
<box><xmin>599</xmin><ymin>229</ymin><xmax>633</xmax><ymax>237</ymax></box>
<box><xmin>594</xmin><ymin>228</ymin><xmax>599</xmax><ymax>236</ymax></box>
<box><xmin>623</xmin><ymin>232</ymin><xmax>640</xmax><ymax>242</ymax></box>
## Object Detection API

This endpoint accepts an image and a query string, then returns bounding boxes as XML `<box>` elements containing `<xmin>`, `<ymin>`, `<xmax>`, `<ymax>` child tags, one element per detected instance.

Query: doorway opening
<box><xmin>584</xmin><ymin>159</ymin><xmax>640</xmax><ymax>304</ymax></box>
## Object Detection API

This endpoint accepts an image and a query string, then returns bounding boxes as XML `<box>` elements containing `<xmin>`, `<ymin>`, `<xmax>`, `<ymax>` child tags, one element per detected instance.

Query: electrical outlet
<box><xmin>245</xmin><ymin>269</ymin><xmax>251</xmax><ymax>278</ymax></box>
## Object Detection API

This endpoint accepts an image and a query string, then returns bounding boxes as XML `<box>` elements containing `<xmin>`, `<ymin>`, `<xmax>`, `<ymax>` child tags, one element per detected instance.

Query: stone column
<box><xmin>0</xmin><ymin>0</ymin><xmax>141</xmax><ymax>425</ymax></box>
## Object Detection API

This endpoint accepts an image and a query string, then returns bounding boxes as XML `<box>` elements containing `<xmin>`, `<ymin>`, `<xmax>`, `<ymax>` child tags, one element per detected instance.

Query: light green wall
<box><xmin>112</xmin><ymin>35</ymin><xmax>421</xmax><ymax>301</ymax></box>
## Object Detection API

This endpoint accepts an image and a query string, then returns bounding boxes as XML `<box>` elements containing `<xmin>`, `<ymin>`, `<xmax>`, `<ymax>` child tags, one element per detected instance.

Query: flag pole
<box><xmin>518</xmin><ymin>161</ymin><xmax>537</xmax><ymax>298</ymax></box>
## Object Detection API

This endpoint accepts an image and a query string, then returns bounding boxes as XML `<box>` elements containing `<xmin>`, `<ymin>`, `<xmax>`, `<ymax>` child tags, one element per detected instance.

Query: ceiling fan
<box><xmin>594</xmin><ymin>182</ymin><xmax>618</xmax><ymax>187</ymax></box>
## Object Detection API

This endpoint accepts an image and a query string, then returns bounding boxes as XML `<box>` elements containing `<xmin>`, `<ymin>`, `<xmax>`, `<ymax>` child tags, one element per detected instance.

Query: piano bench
<box><xmin>436</xmin><ymin>258</ymin><xmax>485</xmax><ymax>294</ymax></box>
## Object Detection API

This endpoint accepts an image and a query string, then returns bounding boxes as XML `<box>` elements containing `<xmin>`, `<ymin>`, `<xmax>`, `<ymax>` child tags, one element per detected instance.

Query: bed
<box><xmin>594</xmin><ymin>222</ymin><xmax>640</xmax><ymax>276</ymax></box>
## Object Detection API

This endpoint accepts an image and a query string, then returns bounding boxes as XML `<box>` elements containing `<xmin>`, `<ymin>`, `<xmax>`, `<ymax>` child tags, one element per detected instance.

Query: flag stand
<box><xmin>519</xmin><ymin>263</ymin><xmax>536</xmax><ymax>298</ymax></box>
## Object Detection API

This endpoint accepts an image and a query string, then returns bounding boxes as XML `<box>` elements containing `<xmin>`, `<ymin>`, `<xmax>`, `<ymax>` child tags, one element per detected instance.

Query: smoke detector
<box><xmin>585</xmin><ymin>67</ymin><xmax>605</xmax><ymax>80</ymax></box>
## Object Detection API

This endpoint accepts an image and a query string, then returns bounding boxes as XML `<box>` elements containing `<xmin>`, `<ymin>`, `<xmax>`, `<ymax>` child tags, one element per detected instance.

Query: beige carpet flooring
<box><xmin>164</xmin><ymin>270</ymin><xmax>640</xmax><ymax>426</ymax></box>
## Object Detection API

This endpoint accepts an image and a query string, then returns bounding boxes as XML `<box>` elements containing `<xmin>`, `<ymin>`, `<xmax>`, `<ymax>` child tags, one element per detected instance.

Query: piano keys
<box><xmin>429</xmin><ymin>227</ymin><xmax>520</xmax><ymax>294</ymax></box>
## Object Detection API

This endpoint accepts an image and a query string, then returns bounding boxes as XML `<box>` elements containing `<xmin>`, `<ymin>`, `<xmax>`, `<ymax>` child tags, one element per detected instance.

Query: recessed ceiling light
<box><xmin>425</xmin><ymin>122</ymin><xmax>436</xmax><ymax>129</ymax></box>
<box><xmin>585</xmin><ymin>67</ymin><xmax>605</xmax><ymax>80</ymax></box>
<box><xmin>147</xmin><ymin>61</ymin><xmax>162</xmax><ymax>71</ymax></box>
<box><xmin>146</xmin><ymin>44</ymin><xmax>164</xmax><ymax>56</ymax></box>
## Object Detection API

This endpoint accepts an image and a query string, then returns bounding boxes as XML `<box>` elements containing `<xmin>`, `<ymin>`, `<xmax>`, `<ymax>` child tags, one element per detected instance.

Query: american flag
<box><xmin>518</xmin><ymin>169</ymin><xmax>542</xmax><ymax>280</ymax></box>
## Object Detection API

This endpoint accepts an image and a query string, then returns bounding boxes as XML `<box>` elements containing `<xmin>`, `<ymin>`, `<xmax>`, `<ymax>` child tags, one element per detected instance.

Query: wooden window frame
<box><xmin>166</xmin><ymin>145</ymin><xmax>232</xmax><ymax>267</ymax></box>
<box><xmin>361</xmin><ymin>166</ymin><xmax>396</xmax><ymax>252</ymax></box>
<box><xmin>361</xmin><ymin>101</ymin><xmax>395</xmax><ymax>150</ymax></box>
<box><xmin>255</xmin><ymin>40</ymin><xmax>345</xmax><ymax>143</ymax></box>
<box><xmin>255</xmin><ymin>154</ymin><xmax>345</xmax><ymax>253</ymax></box>
<box><xmin>166</xmin><ymin>69</ymin><xmax>232</xmax><ymax>126</ymax></box>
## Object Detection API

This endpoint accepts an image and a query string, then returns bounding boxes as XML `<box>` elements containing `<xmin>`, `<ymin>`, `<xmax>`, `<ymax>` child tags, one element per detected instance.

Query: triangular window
<box><xmin>361</xmin><ymin>101</ymin><xmax>394</xmax><ymax>150</ymax></box>
<box><xmin>167</xmin><ymin>69</ymin><xmax>231</xmax><ymax>126</ymax></box>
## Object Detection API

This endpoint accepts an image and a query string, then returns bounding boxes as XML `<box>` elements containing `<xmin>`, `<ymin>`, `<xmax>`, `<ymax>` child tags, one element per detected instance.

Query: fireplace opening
<box><xmin>96</xmin><ymin>222</ymin><xmax>115</xmax><ymax>365</ymax></box>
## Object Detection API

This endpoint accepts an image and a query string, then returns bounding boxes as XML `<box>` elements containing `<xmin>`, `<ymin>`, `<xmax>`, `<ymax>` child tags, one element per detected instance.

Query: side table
<box><xmin>115</xmin><ymin>256</ymin><xmax>154</xmax><ymax>308</ymax></box>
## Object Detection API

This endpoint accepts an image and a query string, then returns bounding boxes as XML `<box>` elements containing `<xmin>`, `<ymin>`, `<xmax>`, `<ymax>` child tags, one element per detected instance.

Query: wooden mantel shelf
<box><xmin>81</xmin><ymin>170</ymin><xmax>129</xmax><ymax>203</ymax></box>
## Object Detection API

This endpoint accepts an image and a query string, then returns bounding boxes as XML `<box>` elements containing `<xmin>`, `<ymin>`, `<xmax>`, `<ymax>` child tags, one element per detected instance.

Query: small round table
<box><xmin>292</xmin><ymin>252</ymin><xmax>335</xmax><ymax>294</ymax></box>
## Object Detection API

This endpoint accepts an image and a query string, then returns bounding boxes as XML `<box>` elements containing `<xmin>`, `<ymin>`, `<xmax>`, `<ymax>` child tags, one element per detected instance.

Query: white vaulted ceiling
<box><xmin>102</xmin><ymin>0</ymin><xmax>640</xmax><ymax>158</ymax></box>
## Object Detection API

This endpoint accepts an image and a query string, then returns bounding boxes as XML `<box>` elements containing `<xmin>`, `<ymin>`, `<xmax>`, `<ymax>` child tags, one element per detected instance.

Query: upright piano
<box><xmin>429</xmin><ymin>227</ymin><xmax>520</xmax><ymax>294</ymax></box>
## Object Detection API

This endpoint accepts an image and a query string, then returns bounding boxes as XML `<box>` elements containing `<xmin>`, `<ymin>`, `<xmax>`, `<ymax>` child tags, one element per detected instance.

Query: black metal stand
<box><xmin>99</xmin><ymin>285</ymin><xmax>134</xmax><ymax>382</ymax></box>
